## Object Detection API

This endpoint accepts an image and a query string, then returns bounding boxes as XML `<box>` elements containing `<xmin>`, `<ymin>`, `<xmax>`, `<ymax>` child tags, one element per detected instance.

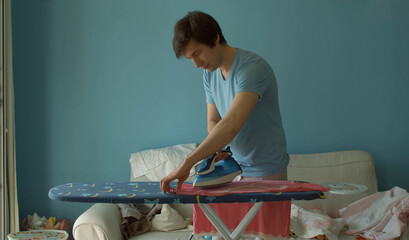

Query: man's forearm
<box><xmin>183</xmin><ymin>117</ymin><xmax>239</xmax><ymax>169</ymax></box>
<box><xmin>207</xmin><ymin>120</ymin><xmax>219</xmax><ymax>134</ymax></box>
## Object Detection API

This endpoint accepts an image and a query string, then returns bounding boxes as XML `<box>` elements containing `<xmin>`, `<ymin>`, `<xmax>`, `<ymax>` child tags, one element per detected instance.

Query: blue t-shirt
<box><xmin>203</xmin><ymin>48</ymin><xmax>289</xmax><ymax>177</ymax></box>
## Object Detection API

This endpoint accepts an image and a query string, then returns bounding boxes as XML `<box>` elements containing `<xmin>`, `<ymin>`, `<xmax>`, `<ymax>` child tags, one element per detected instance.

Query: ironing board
<box><xmin>49</xmin><ymin>181</ymin><xmax>328</xmax><ymax>240</ymax></box>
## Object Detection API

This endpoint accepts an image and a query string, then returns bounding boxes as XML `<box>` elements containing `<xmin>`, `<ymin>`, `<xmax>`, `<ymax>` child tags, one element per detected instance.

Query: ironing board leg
<box><xmin>198</xmin><ymin>202</ymin><xmax>264</xmax><ymax>240</ymax></box>
<box><xmin>198</xmin><ymin>203</ymin><xmax>232</xmax><ymax>240</ymax></box>
<box><xmin>231</xmin><ymin>201</ymin><xmax>263</xmax><ymax>239</ymax></box>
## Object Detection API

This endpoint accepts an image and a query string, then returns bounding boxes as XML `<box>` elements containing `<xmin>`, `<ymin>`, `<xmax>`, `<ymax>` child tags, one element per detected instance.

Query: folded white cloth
<box><xmin>290</xmin><ymin>204</ymin><xmax>345</xmax><ymax>240</ymax></box>
<box><xmin>129</xmin><ymin>143</ymin><xmax>198</xmax><ymax>181</ymax></box>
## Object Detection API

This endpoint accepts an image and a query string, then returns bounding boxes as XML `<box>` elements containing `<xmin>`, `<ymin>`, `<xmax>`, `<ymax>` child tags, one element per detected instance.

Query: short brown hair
<box><xmin>173</xmin><ymin>11</ymin><xmax>227</xmax><ymax>59</ymax></box>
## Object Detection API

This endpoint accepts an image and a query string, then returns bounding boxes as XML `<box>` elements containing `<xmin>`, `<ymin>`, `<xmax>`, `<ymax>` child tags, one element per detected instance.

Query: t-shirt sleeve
<box><xmin>203</xmin><ymin>71</ymin><xmax>215</xmax><ymax>104</ymax></box>
<box><xmin>235</xmin><ymin>61</ymin><xmax>272</xmax><ymax>100</ymax></box>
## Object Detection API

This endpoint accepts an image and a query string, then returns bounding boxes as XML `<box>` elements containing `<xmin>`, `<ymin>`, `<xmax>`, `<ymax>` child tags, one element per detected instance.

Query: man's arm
<box><xmin>207</xmin><ymin>103</ymin><xmax>230</xmax><ymax>160</ymax></box>
<box><xmin>207</xmin><ymin>103</ymin><xmax>221</xmax><ymax>134</ymax></box>
<box><xmin>188</xmin><ymin>91</ymin><xmax>259</xmax><ymax>163</ymax></box>
<box><xmin>160</xmin><ymin>91</ymin><xmax>259</xmax><ymax>193</ymax></box>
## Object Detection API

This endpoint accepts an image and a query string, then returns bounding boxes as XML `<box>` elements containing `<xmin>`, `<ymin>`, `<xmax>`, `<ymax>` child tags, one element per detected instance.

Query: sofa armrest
<box><xmin>73</xmin><ymin>203</ymin><xmax>123</xmax><ymax>240</ymax></box>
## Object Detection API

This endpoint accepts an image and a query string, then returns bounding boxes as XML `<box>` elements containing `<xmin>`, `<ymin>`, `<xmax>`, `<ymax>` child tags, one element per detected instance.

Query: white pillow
<box><xmin>129</xmin><ymin>143</ymin><xmax>198</xmax><ymax>181</ymax></box>
<box><xmin>151</xmin><ymin>204</ymin><xmax>187</xmax><ymax>232</ymax></box>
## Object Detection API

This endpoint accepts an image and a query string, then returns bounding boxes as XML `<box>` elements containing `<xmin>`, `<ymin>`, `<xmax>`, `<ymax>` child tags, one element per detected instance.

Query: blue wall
<box><xmin>12</xmin><ymin>0</ymin><xmax>409</xmax><ymax>223</ymax></box>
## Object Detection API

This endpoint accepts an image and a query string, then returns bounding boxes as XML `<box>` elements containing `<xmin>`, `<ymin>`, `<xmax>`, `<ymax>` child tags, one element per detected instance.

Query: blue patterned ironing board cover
<box><xmin>48</xmin><ymin>181</ymin><xmax>326</xmax><ymax>205</ymax></box>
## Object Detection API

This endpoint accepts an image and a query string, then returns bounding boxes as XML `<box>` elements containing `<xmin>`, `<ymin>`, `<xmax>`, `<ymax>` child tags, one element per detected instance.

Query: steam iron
<box><xmin>193</xmin><ymin>147</ymin><xmax>242</xmax><ymax>188</ymax></box>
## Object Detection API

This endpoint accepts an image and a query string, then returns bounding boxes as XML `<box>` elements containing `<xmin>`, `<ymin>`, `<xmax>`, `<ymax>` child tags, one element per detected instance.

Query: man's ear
<box><xmin>215</xmin><ymin>34</ymin><xmax>220</xmax><ymax>45</ymax></box>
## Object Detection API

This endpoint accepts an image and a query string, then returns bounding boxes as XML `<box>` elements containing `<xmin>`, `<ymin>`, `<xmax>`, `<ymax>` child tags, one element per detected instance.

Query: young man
<box><xmin>160</xmin><ymin>11</ymin><xmax>289</xmax><ymax>193</ymax></box>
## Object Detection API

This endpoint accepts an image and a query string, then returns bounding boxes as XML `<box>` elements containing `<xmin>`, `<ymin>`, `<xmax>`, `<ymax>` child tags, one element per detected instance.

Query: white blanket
<box><xmin>129</xmin><ymin>143</ymin><xmax>198</xmax><ymax>181</ymax></box>
<box><xmin>339</xmin><ymin>186</ymin><xmax>409</xmax><ymax>240</ymax></box>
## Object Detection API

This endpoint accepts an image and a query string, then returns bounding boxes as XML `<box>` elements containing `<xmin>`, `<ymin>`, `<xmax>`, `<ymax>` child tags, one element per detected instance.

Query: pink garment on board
<box><xmin>170</xmin><ymin>180</ymin><xmax>329</xmax><ymax>196</ymax></box>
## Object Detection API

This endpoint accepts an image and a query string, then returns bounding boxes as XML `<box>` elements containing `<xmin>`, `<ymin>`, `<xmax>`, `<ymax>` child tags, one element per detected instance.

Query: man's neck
<box><xmin>219</xmin><ymin>45</ymin><xmax>237</xmax><ymax>79</ymax></box>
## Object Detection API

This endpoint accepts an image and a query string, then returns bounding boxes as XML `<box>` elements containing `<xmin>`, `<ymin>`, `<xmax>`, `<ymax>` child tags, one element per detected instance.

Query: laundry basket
<box><xmin>7</xmin><ymin>230</ymin><xmax>69</xmax><ymax>240</ymax></box>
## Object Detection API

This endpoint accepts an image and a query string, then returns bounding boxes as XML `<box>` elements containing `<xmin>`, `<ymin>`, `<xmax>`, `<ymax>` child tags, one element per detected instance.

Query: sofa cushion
<box><xmin>129</xmin><ymin>147</ymin><xmax>378</xmax><ymax>219</ymax></box>
<box><xmin>288</xmin><ymin>150</ymin><xmax>378</xmax><ymax>217</ymax></box>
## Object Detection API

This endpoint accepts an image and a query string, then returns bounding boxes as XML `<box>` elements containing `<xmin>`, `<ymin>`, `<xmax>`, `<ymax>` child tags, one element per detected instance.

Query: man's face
<box><xmin>183</xmin><ymin>39</ymin><xmax>222</xmax><ymax>72</ymax></box>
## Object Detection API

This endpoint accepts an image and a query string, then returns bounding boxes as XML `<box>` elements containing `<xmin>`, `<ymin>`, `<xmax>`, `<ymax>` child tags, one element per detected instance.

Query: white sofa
<box><xmin>73</xmin><ymin>146</ymin><xmax>408</xmax><ymax>240</ymax></box>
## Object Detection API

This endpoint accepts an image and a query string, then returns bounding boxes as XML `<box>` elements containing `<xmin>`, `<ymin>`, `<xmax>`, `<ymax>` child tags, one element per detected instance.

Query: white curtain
<box><xmin>1</xmin><ymin>0</ymin><xmax>19</xmax><ymax>238</ymax></box>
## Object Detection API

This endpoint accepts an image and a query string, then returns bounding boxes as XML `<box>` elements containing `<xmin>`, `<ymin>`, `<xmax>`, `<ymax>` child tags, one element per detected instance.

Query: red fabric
<box><xmin>193</xmin><ymin>201</ymin><xmax>291</xmax><ymax>238</ymax></box>
<box><xmin>178</xmin><ymin>180</ymin><xmax>328</xmax><ymax>238</ymax></box>
<box><xmin>171</xmin><ymin>180</ymin><xmax>329</xmax><ymax>196</ymax></box>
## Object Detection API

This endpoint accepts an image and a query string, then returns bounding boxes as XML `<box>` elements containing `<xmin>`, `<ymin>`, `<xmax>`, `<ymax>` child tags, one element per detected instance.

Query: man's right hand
<box><xmin>160</xmin><ymin>160</ymin><xmax>192</xmax><ymax>194</ymax></box>
<box><xmin>214</xmin><ymin>149</ymin><xmax>231</xmax><ymax>162</ymax></box>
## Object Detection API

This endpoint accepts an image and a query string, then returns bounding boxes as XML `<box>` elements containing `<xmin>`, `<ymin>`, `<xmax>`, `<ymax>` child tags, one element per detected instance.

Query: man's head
<box><xmin>173</xmin><ymin>11</ymin><xmax>227</xmax><ymax>59</ymax></box>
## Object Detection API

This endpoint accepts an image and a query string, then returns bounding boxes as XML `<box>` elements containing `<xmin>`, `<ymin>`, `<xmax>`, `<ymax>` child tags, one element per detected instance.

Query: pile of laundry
<box><xmin>118</xmin><ymin>203</ymin><xmax>193</xmax><ymax>239</ymax></box>
<box><xmin>117</xmin><ymin>186</ymin><xmax>409</xmax><ymax>240</ymax></box>
<box><xmin>22</xmin><ymin>212</ymin><xmax>70</xmax><ymax>232</ymax></box>
<box><xmin>291</xmin><ymin>186</ymin><xmax>409</xmax><ymax>240</ymax></box>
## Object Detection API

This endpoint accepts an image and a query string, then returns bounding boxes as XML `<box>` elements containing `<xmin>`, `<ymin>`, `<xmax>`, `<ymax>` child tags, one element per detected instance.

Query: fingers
<box><xmin>160</xmin><ymin>178</ymin><xmax>170</xmax><ymax>194</ymax></box>
<box><xmin>160</xmin><ymin>162</ymin><xmax>191</xmax><ymax>194</ymax></box>
<box><xmin>215</xmin><ymin>151</ymin><xmax>230</xmax><ymax>162</ymax></box>
<box><xmin>177</xmin><ymin>179</ymin><xmax>185</xmax><ymax>190</ymax></box>
<box><xmin>177</xmin><ymin>172</ymin><xmax>189</xmax><ymax>190</ymax></box>
<box><xmin>160</xmin><ymin>177</ymin><xmax>186</xmax><ymax>194</ymax></box>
